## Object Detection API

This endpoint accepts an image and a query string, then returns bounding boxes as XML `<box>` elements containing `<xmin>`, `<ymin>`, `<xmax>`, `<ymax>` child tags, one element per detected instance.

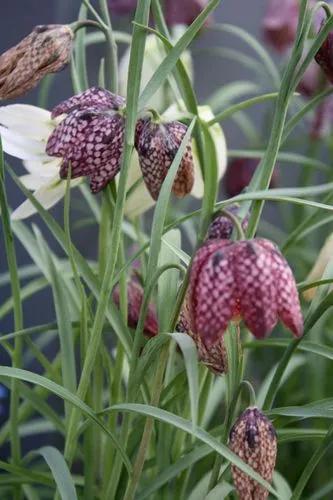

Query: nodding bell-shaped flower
<box><xmin>188</xmin><ymin>238</ymin><xmax>303</xmax><ymax>346</ymax></box>
<box><xmin>135</xmin><ymin>117</ymin><xmax>194</xmax><ymax>201</ymax></box>
<box><xmin>176</xmin><ymin>294</ymin><xmax>228</xmax><ymax>374</ymax></box>
<box><xmin>206</xmin><ymin>205</ymin><xmax>249</xmax><ymax>241</ymax></box>
<box><xmin>315</xmin><ymin>24</ymin><xmax>333</xmax><ymax>83</ymax></box>
<box><xmin>112</xmin><ymin>277</ymin><xmax>159</xmax><ymax>338</ymax></box>
<box><xmin>0</xmin><ymin>25</ymin><xmax>73</xmax><ymax>100</ymax></box>
<box><xmin>46</xmin><ymin>87</ymin><xmax>126</xmax><ymax>194</ymax></box>
<box><xmin>224</xmin><ymin>158</ymin><xmax>278</xmax><ymax>198</ymax></box>
<box><xmin>262</xmin><ymin>0</ymin><xmax>299</xmax><ymax>53</ymax></box>
<box><xmin>229</xmin><ymin>407</ymin><xmax>277</xmax><ymax>500</ymax></box>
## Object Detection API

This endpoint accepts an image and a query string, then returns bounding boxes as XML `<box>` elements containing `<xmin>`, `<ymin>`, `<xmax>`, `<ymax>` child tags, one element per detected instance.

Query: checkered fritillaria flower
<box><xmin>112</xmin><ymin>277</ymin><xmax>158</xmax><ymax>338</ymax></box>
<box><xmin>224</xmin><ymin>158</ymin><xmax>278</xmax><ymax>198</ymax></box>
<box><xmin>46</xmin><ymin>87</ymin><xmax>126</xmax><ymax>193</ymax></box>
<box><xmin>206</xmin><ymin>205</ymin><xmax>249</xmax><ymax>241</ymax></box>
<box><xmin>315</xmin><ymin>24</ymin><xmax>333</xmax><ymax>84</ymax></box>
<box><xmin>0</xmin><ymin>25</ymin><xmax>73</xmax><ymax>100</ymax></box>
<box><xmin>262</xmin><ymin>0</ymin><xmax>299</xmax><ymax>53</ymax></box>
<box><xmin>176</xmin><ymin>293</ymin><xmax>228</xmax><ymax>374</ymax></box>
<box><xmin>135</xmin><ymin>117</ymin><xmax>194</xmax><ymax>201</ymax></box>
<box><xmin>188</xmin><ymin>238</ymin><xmax>303</xmax><ymax>347</ymax></box>
<box><xmin>229</xmin><ymin>407</ymin><xmax>277</xmax><ymax>500</ymax></box>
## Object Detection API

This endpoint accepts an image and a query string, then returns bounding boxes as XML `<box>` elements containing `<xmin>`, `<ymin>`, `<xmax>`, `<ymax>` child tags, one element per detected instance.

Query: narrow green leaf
<box><xmin>28</xmin><ymin>446</ymin><xmax>78</xmax><ymax>500</ymax></box>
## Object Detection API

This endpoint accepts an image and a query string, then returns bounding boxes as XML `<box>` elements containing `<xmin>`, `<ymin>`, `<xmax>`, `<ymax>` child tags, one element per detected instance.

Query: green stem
<box><xmin>0</xmin><ymin>139</ymin><xmax>23</xmax><ymax>499</ymax></box>
<box><xmin>99</xmin><ymin>0</ymin><xmax>119</xmax><ymax>92</ymax></box>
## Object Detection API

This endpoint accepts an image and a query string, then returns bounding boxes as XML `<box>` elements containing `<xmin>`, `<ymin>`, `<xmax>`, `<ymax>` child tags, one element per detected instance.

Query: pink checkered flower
<box><xmin>229</xmin><ymin>407</ymin><xmax>277</xmax><ymax>500</ymax></box>
<box><xmin>135</xmin><ymin>117</ymin><xmax>194</xmax><ymax>201</ymax></box>
<box><xmin>46</xmin><ymin>87</ymin><xmax>125</xmax><ymax>193</ymax></box>
<box><xmin>112</xmin><ymin>277</ymin><xmax>158</xmax><ymax>338</ymax></box>
<box><xmin>176</xmin><ymin>293</ymin><xmax>228</xmax><ymax>374</ymax></box>
<box><xmin>206</xmin><ymin>205</ymin><xmax>249</xmax><ymax>241</ymax></box>
<box><xmin>262</xmin><ymin>0</ymin><xmax>299</xmax><ymax>53</ymax></box>
<box><xmin>188</xmin><ymin>238</ymin><xmax>303</xmax><ymax>347</ymax></box>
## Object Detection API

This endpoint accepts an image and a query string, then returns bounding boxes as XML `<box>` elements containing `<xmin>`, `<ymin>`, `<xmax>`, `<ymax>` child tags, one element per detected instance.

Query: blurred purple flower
<box><xmin>224</xmin><ymin>158</ymin><xmax>278</xmax><ymax>198</ymax></box>
<box><xmin>109</xmin><ymin>0</ymin><xmax>211</xmax><ymax>26</ymax></box>
<box><xmin>262</xmin><ymin>0</ymin><xmax>299</xmax><ymax>53</ymax></box>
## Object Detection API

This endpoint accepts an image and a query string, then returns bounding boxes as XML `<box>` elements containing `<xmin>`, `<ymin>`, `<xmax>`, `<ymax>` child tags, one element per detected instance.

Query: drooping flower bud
<box><xmin>0</xmin><ymin>25</ymin><xmax>73</xmax><ymax>100</ymax></box>
<box><xmin>188</xmin><ymin>238</ymin><xmax>303</xmax><ymax>346</ymax></box>
<box><xmin>46</xmin><ymin>87</ymin><xmax>125</xmax><ymax>193</ymax></box>
<box><xmin>135</xmin><ymin>117</ymin><xmax>194</xmax><ymax>200</ymax></box>
<box><xmin>206</xmin><ymin>205</ymin><xmax>249</xmax><ymax>241</ymax></box>
<box><xmin>112</xmin><ymin>277</ymin><xmax>158</xmax><ymax>337</ymax></box>
<box><xmin>224</xmin><ymin>158</ymin><xmax>278</xmax><ymax>198</ymax></box>
<box><xmin>315</xmin><ymin>25</ymin><xmax>333</xmax><ymax>83</ymax></box>
<box><xmin>262</xmin><ymin>0</ymin><xmax>299</xmax><ymax>53</ymax></box>
<box><xmin>229</xmin><ymin>407</ymin><xmax>277</xmax><ymax>500</ymax></box>
<box><xmin>176</xmin><ymin>293</ymin><xmax>228</xmax><ymax>374</ymax></box>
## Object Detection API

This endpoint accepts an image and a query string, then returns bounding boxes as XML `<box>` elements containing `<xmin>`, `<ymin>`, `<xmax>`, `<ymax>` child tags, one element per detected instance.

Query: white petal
<box><xmin>19</xmin><ymin>174</ymin><xmax>48</xmax><ymax>190</ymax></box>
<box><xmin>0</xmin><ymin>104</ymin><xmax>53</xmax><ymax>140</ymax></box>
<box><xmin>11</xmin><ymin>176</ymin><xmax>82</xmax><ymax>220</ymax></box>
<box><xmin>0</xmin><ymin>126</ymin><xmax>49</xmax><ymax>160</ymax></box>
<box><xmin>124</xmin><ymin>151</ymin><xmax>155</xmax><ymax>219</ymax></box>
<box><xmin>23</xmin><ymin>158</ymin><xmax>61</xmax><ymax>178</ymax></box>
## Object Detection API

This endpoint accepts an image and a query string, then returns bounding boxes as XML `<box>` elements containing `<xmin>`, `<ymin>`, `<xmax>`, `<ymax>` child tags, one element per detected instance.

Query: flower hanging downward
<box><xmin>315</xmin><ymin>24</ymin><xmax>333</xmax><ymax>83</ymax></box>
<box><xmin>0</xmin><ymin>25</ymin><xmax>73</xmax><ymax>100</ymax></box>
<box><xmin>188</xmin><ymin>238</ymin><xmax>303</xmax><ymax>347</ymax></box>
<box><xmin>262</xmin><ymin>0</ymin><xmax>299</xmax><ymax>53</ymax></box>
<box><xmin>229</xmin><ymin>407</ymin><xmax>277</xmax><ymax>500</ymax></box>
<box><xmin>206</xmin><ymin>205</ymin><xmax>249</xmax><ymax>241</ymax></box>
<box><xmin>112</xmin><ymin>277</ymin><xmax>158</xmax><ymax>338</ymax></box>
<box><xmin>135</xmin><ymin>117</ymin><xmax>194</xmax><ymax>200</ymax></box>
<box><xmin>46</xmin><ymin>87</ymin><xmax>125</xmax><ymax>193</ymax></box>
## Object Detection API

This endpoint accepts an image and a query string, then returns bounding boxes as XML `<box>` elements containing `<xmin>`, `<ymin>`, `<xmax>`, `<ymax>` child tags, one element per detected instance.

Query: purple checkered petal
<box><xmin>233</xmin><ymin>241</ymin><xmax>278</xmax><ymax>339</ymax></box>
<box><xmin>256</xmin><ymin>239</ymin><xmax>303</xmax><ymax>337</ymax></box>
<box><xmin>51</xmin><ymin>86</ymin><xmax>125</xmax><ymax>118</ymax></box>
<box><xmin>136</xmin><ymin>119</ymin><xmax>194</xmax><ymax>201</ymax></box>
<box><xmin>189</xmin><ymin>240</ymin><xmax>236</xmax><ymax>348</ymax></box>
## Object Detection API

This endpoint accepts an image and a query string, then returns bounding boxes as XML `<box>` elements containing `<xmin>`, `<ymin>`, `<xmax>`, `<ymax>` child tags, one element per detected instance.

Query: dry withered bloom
<box><xmin>0</xmin><ymin>25</ymin><xmax>73</xmax><ymax>100</ymax></box>
<box><xmin>229</xmin><ymin>407</ymin><xmax>277</xmax><ymax>500</ymax></box>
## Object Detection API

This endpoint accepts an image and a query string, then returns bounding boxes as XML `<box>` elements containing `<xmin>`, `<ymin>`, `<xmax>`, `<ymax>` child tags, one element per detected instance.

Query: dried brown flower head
<box><xmin>229</xmin><ymin>407</ymin><xmax>277</xmax><ymax>499</ymax></box>
<box><xmin>0</xmin><ymin>25</ymin><xmax>73</xmax><ymax>100</ymax></box>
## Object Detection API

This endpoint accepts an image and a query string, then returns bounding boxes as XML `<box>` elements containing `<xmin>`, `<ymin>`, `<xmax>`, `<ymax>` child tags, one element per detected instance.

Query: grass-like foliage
<box><xmin>1</xmin><ymin>0</ymin><xmax>333</xmax><ymax>498</ymax></box>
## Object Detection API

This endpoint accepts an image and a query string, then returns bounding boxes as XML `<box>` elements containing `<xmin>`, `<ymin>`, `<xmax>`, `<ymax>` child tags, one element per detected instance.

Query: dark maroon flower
<box><xmin>51</xmin><ymin>86</ymin><xmax>125</xmax><ymax>119</ymax></box>
<box><xmin>135</xmin><ymin>117</ymin><xmax>194</xmax><ymax>201</ymax></box>
<box><xmin>109</xmin><ymin>0</ymin><xmax>211</xmax><ymax>26</ymax></box>
<box><xmin>176</xmin><ymin>294</ymin><xmax>228</xmax><ymax>374</ymax></box>
<box><xmin>46</xmin><ymin>87</ymin><xmax>125</xmax><ymax>194</ymax></box>
<box><xmin>206</xmin><ymin>205</ymin><xmax>249</xmax><ymax>241</ymax></box>
<box><xmin>229</xmin><ymin>407</ymin><xmax>277</xmax><ymax>500</ymax></box>
<box><xmin>224</xmin><ymin>158</ymin><xmax>278</xmax><ymax>198</ymax></box>
<box><xmin>165</xmin><ymin>0</ymin><xmax>210</xmax><ymax>27</ymax></box>
<box><xmin>315</xmin><ymin>25</ymin><xmax>333</xmax><ymax>84</ymax></box>
<box><xmin>108</xmin><ymin>0</ymin><xmax>136</xmax><ymax>15</ymax></box>
<box><xmin>113</xmin><ymin>277</ymin><xmax>158</xmax><ymax>338</ymax></box>
<box><xmin>262</xmin><ymin>0</ymin><xmax>299</xmax><ymax>53</ymax></box>
<box><xmin>188</xmin><ymin>238</ymin><xmax>303</xmax><ymax>347</ymax></box>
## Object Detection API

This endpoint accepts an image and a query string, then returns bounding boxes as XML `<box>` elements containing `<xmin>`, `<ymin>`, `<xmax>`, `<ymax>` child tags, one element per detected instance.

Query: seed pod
<box><xmin>0</xmin><ymin>25</ymin><xmax>73</xmax><ymax>100</ymax></box>
<box><xmin>135</xmin><ymin>117</ymin><xmax>194</xmax><ymax>200</ymax></box>
<box><xmin>229</xmin><ymin>407</ymin><xmax>277</xmax><ymax>500</ymax></box>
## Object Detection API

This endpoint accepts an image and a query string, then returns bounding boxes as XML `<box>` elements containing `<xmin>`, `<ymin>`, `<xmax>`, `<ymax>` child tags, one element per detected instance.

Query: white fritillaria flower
<box><xmin>0</xmin><ymin>104</ymin><xmax>81</xmax><ymax>220</ymax></box>
<box><xmin>303</xmin><ymin>233</ymin><xmax>333</xmax><ymax>301</ymax></box>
